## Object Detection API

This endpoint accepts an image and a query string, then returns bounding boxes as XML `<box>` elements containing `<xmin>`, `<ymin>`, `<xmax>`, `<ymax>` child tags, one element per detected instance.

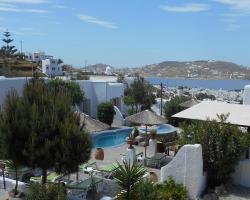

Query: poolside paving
<box><xmin>91</xmin><ymin>144</ymin><xmax>164</xmax><ymax>179</ymax></box>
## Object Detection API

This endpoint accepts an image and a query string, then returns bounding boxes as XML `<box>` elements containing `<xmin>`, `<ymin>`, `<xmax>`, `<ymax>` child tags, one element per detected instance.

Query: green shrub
<box><xmin>97</xmin><ymin>102</ymin><xmax>115</xmax><ymax>125</ymax></box>
<box><xmin>128</xmin><ymin>108</ymin><xmax>136</xmax><ymax>116</ymax></box>
<box><xmin>155</xmin><ymin>177</ymin><xmax>187</xmax><ymax>200</ymax></box>
<box><xmin>164</xmin><ymin>95</ymin><xmax>191</xmax><ymax>126</ymax></box>
<box><xmin>179</xmin><ymin>114</ymin><xmax>250</xmax><ymax>187</ymax></box>
<box><xmin>26</xmin><ymin>183</ymin><xmax>67</xmax><ymax>200</ymax></box>
<box><xmin>133</xmin><ymin>177</ymin><xmax>187</xmax><ymax>200</ymax></box>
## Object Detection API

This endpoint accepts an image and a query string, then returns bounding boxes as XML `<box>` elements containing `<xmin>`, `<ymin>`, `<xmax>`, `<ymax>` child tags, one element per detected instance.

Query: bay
<box><xmin>146</xmin><ymin>77</ymin><xmax>250</xmax><ymax>90</ymax></box>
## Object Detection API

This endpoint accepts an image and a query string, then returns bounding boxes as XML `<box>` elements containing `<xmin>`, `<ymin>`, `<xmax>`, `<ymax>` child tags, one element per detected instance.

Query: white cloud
<box><xmin>0</xmin><ymin>0</ymin><xmax>46</xmax><ymax>4</ymax></box>
<box><xmin>52</xmin><ymin>5</ymin><xmax>66</xmax><ymax>9</ymax></box>
<box><xmin>213</xmin><ymin>0</ymin><xmax>250</xmax><ymax>12</ymax></box>
<box><xmin>225</xmin><ymin>23</ymin><xmax>240</xmax><ymax>31</ymax></box>
<box><xmin>160</xmin><ymin>3</ymin><xmax>210</xmax><ymax>13</ymax></box>
<box><xmin>78</xmin><ymin>14</ymin><xmax>118</xmax><ymax>29</ymax></box>
<box><xmin>0</xmin><ymin>2</ymin><xmax>16</xmax><ymax>7</ymax></box>
<box><xmin>0</xmin><ymin>6</ymin><xmax>47</xmax><ymax>13</ymax></box>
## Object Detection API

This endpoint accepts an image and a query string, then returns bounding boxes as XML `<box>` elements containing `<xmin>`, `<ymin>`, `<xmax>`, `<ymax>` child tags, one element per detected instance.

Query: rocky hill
<box><xmin>115</xmin><ymin>60</ymin><xmax>250</xmax><ymax>80</ymax></box>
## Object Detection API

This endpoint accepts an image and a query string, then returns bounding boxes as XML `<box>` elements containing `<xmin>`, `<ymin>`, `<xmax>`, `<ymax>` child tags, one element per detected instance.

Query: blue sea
<box><xmin>146</xmin><ymin>77</ymin><xmax>250</xmax><ymax>90</ymax></box>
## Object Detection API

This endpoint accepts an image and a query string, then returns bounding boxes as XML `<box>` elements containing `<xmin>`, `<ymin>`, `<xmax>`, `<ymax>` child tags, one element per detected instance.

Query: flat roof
<box><xmin>172</xmin><ymin>101</ymin><xmax>250</xmax><ymax>127</ymax></box>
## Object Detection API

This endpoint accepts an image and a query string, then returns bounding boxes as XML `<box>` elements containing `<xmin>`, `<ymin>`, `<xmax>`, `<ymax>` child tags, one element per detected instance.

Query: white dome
<box><xmin>243</xmin><ymin>85</ymin><xmax>250</xmax><ymax>105</ymax></box>
<box><xmin>105</xmin><ymin>66</ymin><xmax>112</xmax><ymax>75</ymax></box>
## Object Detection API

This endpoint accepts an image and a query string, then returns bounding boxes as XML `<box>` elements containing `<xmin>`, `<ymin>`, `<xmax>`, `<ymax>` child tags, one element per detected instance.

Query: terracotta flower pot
<box><xmin>127</xmin><ymin>138</ymin><xmax>134</xmax><ymax>149</ymax></box>
<box><xmin>95</xmin><ymin>148</ymin><xmax>104</xmax><ymax>160</ymax></box>
<box><xmin>149</xmin><ymin>171</ymin><xmax>158</xmax><ymax>183</ymax></box>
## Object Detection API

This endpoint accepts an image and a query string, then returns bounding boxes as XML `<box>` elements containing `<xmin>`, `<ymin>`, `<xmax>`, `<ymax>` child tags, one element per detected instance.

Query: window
<box><xmin>52</xmin><ymin>67</ymin><xmax>55</xmax><ymax>71</ymax></box>
<box><xmin>52</xmin><ymin>61</ymin><xmax>55</xmax><ymax>64</ymax></box>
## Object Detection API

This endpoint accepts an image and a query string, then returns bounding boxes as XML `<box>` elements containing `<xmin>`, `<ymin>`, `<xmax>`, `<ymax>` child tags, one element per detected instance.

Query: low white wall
<box><xmin>112</xmin><ymin>106</ymin><xmax>125</xmax><ymax>127</ymax></box>
<box><xmin>0</xmin><ymin>177</ymin><xmax>27</xmax><ymax>192</ymax></box>
<box><xmin>148</xmin><ymin>139</ymin><xmax>157</xmax><ymax>157</ymax></box>
<box><xmin>161</xmin><ymin>144</ymin><xmax>206</xmax><ymax>200</ymax></box>
<box><xmin>232</xmin><ymin>159</ymin><xmax>250</xmax><ymax>187</ymax></box>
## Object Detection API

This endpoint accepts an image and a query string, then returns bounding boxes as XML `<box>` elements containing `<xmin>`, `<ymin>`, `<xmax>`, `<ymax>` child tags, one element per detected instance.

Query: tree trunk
<box><xmin>14</xmin><ymin>166</ymin><xmax>18</xmax><ymax>195</ymax></box>
<box><xmin>76</xmin><ymin>171</ymin><xmax>79</xmax><ymax>183</ymax></box>
<box><xmin>42</xmin><ymin>168</ymin><xmax>47</xmax><ymax>184</ymax></box>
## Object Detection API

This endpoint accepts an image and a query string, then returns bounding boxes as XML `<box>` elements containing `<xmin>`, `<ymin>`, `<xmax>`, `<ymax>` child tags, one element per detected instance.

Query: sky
<box><xmin>1</xmin><ymin>0</ymin><xmax>250</xmax><ymax>68</ymax></box>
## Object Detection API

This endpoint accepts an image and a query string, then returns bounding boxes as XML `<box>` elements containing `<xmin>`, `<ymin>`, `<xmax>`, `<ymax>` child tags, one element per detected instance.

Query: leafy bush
<box><xmin>46</xmin><ymin>78</ymin><xmax>84</xmax><ymax>105</ymax></box>
<box><xmin>97</xmin><ymin>102</ymin><xmax>115</xmax><ymax>125</ymax></box>
<box><xmin>26</xmin><ymin>183</ymin><xmax>67</xmax><ymax>200</ymax></box>
<box><xmin>164</xmin><ymin>95</ymin><xmax>191</xmax><ymax>126</ymax></box>
<box><xmin>134</xmin><ymin>177</ymin><xmax>187</xmax><ymax>200</ymax></box>
<box><xmin>179</xmin><ymin>114</ymin><xmax>250</xmax><ymax>187</ymax></box>
<box><xmin>124</xmin><ymin>76</ymin><xmax>156</xmax><ymax>112</ymax></box>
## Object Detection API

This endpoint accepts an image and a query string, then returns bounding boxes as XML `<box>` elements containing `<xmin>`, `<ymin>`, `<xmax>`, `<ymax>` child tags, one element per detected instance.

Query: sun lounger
<box><xmin>30</xmin><ymin>172</ymin><xmax>63</xmax><ymax>183</ymax></box>
<box><xmin>79</xmin><ymin>160</ymin><xmax>96</xmax><ymax>173</ymax></box>
<box><xmin>120</xmin><ymin>152</ymin><xmax>144</xmax><ymax>163</ymax></box>
<box><xmin>92</xmin><ymin>162</ymin><xmax>119</xmax><ymax>179</ymax></box>
<box><xmin>66</xmin><ymin>176</ymin><xmax>104</xmax><ymax>200</ymax></box>
<box><xmin>145</xmin><ymin>153</ymin><xmax>166</xmax><ymax>168</ymax></box>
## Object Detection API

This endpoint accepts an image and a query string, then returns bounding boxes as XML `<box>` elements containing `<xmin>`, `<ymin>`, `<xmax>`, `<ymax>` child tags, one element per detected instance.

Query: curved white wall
<box><xmin>112</xmin><ymin>106</ymin><xmax>125</xmax><ymax>127</ymax></box>
<box><xmin>161</xmin><ymin>144</ymin><xmax>206</xmax><ymax>199</ymax></box>
<box><xmin>243</xmin><ymin>85</ymin><xmax>250</xmax><ymax>105</ymax></box>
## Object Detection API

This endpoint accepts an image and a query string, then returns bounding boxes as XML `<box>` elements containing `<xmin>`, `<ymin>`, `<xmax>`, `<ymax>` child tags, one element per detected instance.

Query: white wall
<box><xmin>112</xmin><ymin>105</ymin><xmax>125</xmax><ymax>127</ymax></box>
<box><xmin>243</xmin><ymin>85</ymin><xmax>250</xmax><ymax>105</ymax></box>
<box><xmin>0</xmin><ymin>78</ymin><xmax>124</xmax><ymax>120</ymax></box>
<box><xmin>76</xmin><ymin>80</ymin><xmax>124</xmax><ymax>118</ymax></box>
<box><xmin>0</xmin><ymin>77</ymin><xmax>28</xmax><ymax>105</ymax></box>
<box><xmin>161</xmin><ymin>144</ymin><xmax>206</xmax><ymax>200</ymax></box>
<box><xmin>232</xmin><ymin>159</ymin><xmax>250</xmax><ymax>187</ymax></box>
<box><xmin>0</xmin><ymin>178</ymin><xmax>27</xmax><ymax>192</ymax></box>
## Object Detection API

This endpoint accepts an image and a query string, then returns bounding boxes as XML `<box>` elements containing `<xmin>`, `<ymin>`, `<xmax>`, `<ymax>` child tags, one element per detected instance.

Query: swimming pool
<box><xmin>139</xmin><ymin>124</ymin><xmax>177</xmax><ymax>135</ymax></box>
<box><xmin>92</xmin><ymin>127</ymin><xmax>133</xmax><ymax>148</ymax></box>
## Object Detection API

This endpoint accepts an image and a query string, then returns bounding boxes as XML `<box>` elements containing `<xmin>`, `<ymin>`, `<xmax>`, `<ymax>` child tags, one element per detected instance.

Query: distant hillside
<box><xmin>0</xmin><ymin>57</ymin><xmax>44</xmax><ymax>77</ymax></box>
<box><xmin>115</xmin><ymin>60</ymin><xmax>250</xmax><ymax>80</ymax></box>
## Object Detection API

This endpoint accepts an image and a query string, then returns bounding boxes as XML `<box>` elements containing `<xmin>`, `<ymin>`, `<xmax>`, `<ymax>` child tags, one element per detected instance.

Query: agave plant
<box><xmin>113</xmin><ymin>161</ymin><xmax>146</xmax><ymax>200</ymax></box>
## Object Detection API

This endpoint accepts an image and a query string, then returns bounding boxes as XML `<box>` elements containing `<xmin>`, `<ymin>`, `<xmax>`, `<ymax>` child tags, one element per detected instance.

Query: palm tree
<box><xmin>113</xmin><ymin>161</ymin><xmax>146</xmax><ymax>200</ymax></box>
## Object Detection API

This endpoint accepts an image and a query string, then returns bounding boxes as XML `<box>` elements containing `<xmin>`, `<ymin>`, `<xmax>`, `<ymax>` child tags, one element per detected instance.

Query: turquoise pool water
<box><xmin>92</xmin><ymin>128</ymin><xmax>133</xmax><ymax>148</ymax></box>
<box><xmin>139</xmin><ymin>124</ymin><xmax>177</xmax><ymax>135</ymax></box>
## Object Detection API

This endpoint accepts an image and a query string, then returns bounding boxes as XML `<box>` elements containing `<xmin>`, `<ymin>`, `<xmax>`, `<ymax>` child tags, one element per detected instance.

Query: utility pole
<box><xmin>160</xmin><ymin>82</ymin><xmax>163</xmax><ymax>116</ymax></box>
<box><xmin>84</xmin><ymin>60</ymin><xmax>87</xmax><ymax>72</ymax></box>
<box><xmin>20</xmin><ymin>40</ymin><xmax>23</xmax><ymax>53</ymax></box>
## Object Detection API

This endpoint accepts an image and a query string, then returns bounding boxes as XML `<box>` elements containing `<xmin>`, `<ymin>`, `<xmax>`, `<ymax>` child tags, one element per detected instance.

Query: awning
<box><xmin>172</xmin><ymin>101</ymin><xmax>250</xmax><ymax>127</ymax></box>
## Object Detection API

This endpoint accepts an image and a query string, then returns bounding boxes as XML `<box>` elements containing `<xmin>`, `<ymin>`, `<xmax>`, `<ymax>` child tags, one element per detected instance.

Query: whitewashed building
<box><xmin>25</xmin><ymin>52</ymin><xmax>53</xmax><ymax>64</ymax></box>
<box><xmin>76</xmin><ymin>80</ymin><xmax>125</xmax><ymax>118</ymax></box>
<box><xmin>42</xmin><ymin>59</ymin><xmax>64</xmax><ymax>77</ymax></box>
<box><xmin>0</xmin><ymin>77</ymin><xmax>125</xmax><ymax>120</ymax></box>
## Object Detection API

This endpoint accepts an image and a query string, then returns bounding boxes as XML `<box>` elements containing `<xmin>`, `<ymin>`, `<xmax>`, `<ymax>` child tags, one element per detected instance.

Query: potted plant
<box><xmin>133</xmin><ymin>127</ymin><xmax>139</xmax><ymax>138</ymax></box>
<box><xmin>127</xmin><ymin>134</ymin><xmax>134</xmax><ymax>149</ymax></box>
<box><xmin>150</xmin><ymin>129</ymin><xmax>157</xmax><ymax>140</ymax></box>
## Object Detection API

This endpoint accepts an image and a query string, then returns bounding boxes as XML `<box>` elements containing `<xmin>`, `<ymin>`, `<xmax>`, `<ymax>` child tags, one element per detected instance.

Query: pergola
<box><xmin>172</xmin><ymin>101</ymin><xmax>250</xmax><ymax>127</ymax></box>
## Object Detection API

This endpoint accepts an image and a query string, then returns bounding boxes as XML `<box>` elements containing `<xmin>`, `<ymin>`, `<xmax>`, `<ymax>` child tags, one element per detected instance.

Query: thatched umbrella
<box><xmin>126</xmin><ymin>110</ymin><xmax>167</xmax><ymax>159</ymax></box>
<box><xmin>78</xmin><ymin>112</ymin><xmax>110</xmax><ymax>133</ymax></box>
